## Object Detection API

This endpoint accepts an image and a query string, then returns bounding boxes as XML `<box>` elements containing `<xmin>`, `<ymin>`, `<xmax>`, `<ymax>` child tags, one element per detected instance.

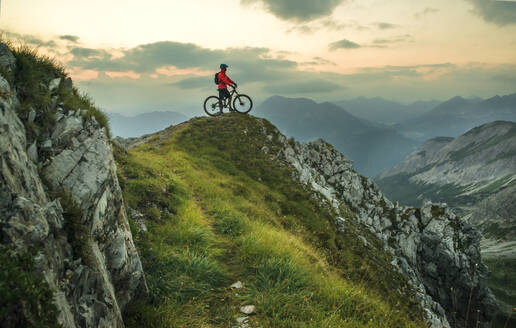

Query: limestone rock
<box><xmin>231</xmin><ymin>281</ymin><xmax>243</xmax><ymax>289</ymax></box>
<box><xmin>27</xmin><ymin>141</ymin><xmax>38</xmax><ymax>163</ymax></box>
<box><xmin>0</xmin><ymin>42</ymin><xmax>146</xmax><ymax>328</ymax></box>
<box><xmin>49</xmin><ymin>77</ymin><xmax>62</xmax><ymax>92</ymax></box>
<box><xmin>0</xmin><ymin>75</ymin><xmax>10</xmax><ymax>92</ymax></box>
<box><xmin>240</xmin><ymin>305</ymin><xmax>256</xmax><ymax>315</ymax></box>
<box><xmin>0</xmin><ymin>43</ymin><xmax>16</xmax><ymax>73</ymax></box>
<box><xmin>28</xmin><ymin>108</ymin><xmax>37</xmax><ymax>123</ymax></box>
<box><xmin>276</xmin><ymin>134</ymin><xmax>497</xmax><ymax>328</ymax></box>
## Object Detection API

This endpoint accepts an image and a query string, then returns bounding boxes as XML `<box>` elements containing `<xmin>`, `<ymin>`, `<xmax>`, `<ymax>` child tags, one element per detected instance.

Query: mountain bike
<box><xmin>203</xmin><ymin>86</ymin><xmax>253</xmax><ymax>116</ymax></box>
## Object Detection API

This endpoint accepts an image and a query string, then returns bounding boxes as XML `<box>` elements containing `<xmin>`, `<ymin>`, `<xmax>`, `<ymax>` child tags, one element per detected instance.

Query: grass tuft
<box><xmin>0</xmin><ymin>247</ymin><xmax>61</xmax><ymax>328</ymax></box>
<box><xmin>0</xmin><ymin>40</ymin><xmax>111</xmax><ymax>141</ymax></box>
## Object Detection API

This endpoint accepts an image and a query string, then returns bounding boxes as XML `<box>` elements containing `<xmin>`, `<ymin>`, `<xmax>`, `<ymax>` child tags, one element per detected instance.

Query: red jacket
<box><xmin>218</xmin><ymin>70</ymin><xmax>235</xmax><ymax>90</ymax></box>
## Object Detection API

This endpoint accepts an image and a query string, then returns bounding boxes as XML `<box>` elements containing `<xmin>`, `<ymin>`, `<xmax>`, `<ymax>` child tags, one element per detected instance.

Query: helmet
<box><xmin>220</xmin><ymin>63</ymin><xmax>228</xmax><ymax>69</ymax></box>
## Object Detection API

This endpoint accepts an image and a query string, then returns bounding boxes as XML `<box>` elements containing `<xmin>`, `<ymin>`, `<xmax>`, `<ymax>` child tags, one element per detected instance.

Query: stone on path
<box><xmin>230</xmin><ymin>281</ymin><xmax>243</xmax><ymax>289</ymax></box>
<box><xmin>240</xmin><ymin>305</ymin><xmax>255</xmax><ymax>315</ymax></box>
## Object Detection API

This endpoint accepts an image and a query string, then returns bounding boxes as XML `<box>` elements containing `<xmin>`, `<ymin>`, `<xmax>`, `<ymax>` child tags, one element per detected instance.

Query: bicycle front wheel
<box><xmin>204</xmin><ymin>96</ymin><xmax>221</xmax><ymax>116</ymax></box>
<box><xmin>232</xmin><ymin>94</ymin><xmax>253</xmax><ymax>114</ymax></box>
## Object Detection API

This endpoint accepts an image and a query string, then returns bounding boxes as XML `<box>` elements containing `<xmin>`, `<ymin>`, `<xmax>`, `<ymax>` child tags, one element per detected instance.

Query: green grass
<box><xmin>1</xmin><ymin>40</ymin><xmax>111</xmax><ymax>141</ymax></box>
<box><xmin>0</xmin><ymin>247</ymin><xmax>61</xmax><ymax>328</ymax></box>
<box><xmin>118</xmin><ymin>114</ymin><xmax>426</xmax><ymax>327</ymax></box>
<box><xmin>484</xmin><ymin>258</ymin><xmax>516</xmax><ymax>307</ymax></box>
<box><xmin>55</xmin><ymin>190</ymin><xmax>96</xmax><ymax>267</ymax></box>
<box><xmin>484</xmin><ymin>258</ymin><xmax>516</xmax><ymax>328</ymax></box>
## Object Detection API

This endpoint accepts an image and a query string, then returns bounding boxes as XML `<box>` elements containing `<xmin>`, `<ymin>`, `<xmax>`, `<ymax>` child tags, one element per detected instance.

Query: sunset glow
<box><xmin>2</xmin><ymin>0</ymin><xmax>515</xmax><ymax>113</ymax></box>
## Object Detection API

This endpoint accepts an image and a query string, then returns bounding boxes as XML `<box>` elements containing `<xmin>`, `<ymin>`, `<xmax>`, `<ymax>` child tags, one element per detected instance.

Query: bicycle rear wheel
<box><xmin>232</xmin><ymin>94</ymin><xmax>253</xmax><ymax>114</ymax></box>
<box><xmin>204</xmin><ymin>96</ymin><xmax>222</xmax><ymax>116</ymax></box>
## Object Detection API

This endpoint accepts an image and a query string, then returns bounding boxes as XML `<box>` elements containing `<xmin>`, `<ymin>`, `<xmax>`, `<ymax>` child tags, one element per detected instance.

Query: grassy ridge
<box><xmin>0</xmin><ymin>40</ymin><xmax>110</xmax><ymax>140</ymax></box>
<box><xmin>117</xmin><ymin>114</ymin><xmax>426</xmax><ymax>327</ymax></box>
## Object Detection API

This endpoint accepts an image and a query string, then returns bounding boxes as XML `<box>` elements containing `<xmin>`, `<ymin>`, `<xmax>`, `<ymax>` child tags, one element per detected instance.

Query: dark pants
<box><xmin>218</xmin><ymin>88</ymin><xmax>232</xmax><ymax>111</ymax></box>
<box><xmin>218</xmin><ymin>88</ymin><xmax>231</xmax><ymax>100</ymax></box>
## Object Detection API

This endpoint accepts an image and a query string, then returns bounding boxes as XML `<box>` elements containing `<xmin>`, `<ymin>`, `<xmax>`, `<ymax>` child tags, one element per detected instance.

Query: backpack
<box><xmin>214</xmin><ymin>72</ymin><xmax>219</xmax><ymax>85</ymax></box>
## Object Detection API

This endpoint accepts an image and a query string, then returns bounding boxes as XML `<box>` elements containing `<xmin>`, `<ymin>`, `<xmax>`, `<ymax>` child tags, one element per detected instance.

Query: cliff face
<box><xmin>376</xmin><ymin>120</ymin><xmax>516</xmax><ymax>253</ymax></box>
<box><xmin>376</xmin><ymin>121</ymin><xmax>516</xmax><ymax>321</ymax></box>
<box><xmin>277</xmin><ymin>138</ymin><xmax>498</xmax><ymax>328</ymax></box>
<box><xmin>0</xmin><ymin>43</ymin><xmax>145</xmax><ymax>327</ymax></box>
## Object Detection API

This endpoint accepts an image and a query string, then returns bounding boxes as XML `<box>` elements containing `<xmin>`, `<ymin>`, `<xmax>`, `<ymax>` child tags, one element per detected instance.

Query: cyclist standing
<box><xmin>217</xmin><ymin>64</ymin><xmax>237</xmax><ymax>113</ymax></box>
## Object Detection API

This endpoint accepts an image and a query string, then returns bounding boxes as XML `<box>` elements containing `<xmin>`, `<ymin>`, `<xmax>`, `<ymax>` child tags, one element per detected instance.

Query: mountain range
<box><xmin>396</xmin><ymin>93</ymin><xmax>516</xmax><ymax>141</ymax></box>
<box><xmin>255</xmin><ymin>95</ymin><xmax>418</xmax><ymax>176</ymax></box>
<box><xmin>333</xmin><ymin>97</ymin><xmax>440</xmax><ymax>125</ymax></box>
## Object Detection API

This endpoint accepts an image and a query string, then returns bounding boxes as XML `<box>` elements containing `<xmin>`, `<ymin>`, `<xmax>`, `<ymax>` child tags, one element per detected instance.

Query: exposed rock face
<box><xmin>0</xmin><ymin>44</ymin><xmax>145</xmax><ymax>327</ymax></box>
<box><xmin>377</xmin><ymin>136</ymin><xmax>454</xmax><ymax>178</ymax></box>
<box><xmin>274</xmin><ymin>137</ymin><xmax>497</xmax><ymax>327</ymax></box>
<box><xmin>376</xmin><ymin>121</ymin><xmax>516</xmax><ymax>319</ymax></box>
<box><xmin>378</xmin><ymin>121</ymin><xmax>516</xmax><ymax>202</ymax></box>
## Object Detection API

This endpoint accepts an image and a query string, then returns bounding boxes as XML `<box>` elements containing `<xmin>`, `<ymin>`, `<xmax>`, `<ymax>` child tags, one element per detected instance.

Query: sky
<box><xmin>1</xmin><ymin>0</ymin><xmax>516</xmax><ymax>115</ymax></box>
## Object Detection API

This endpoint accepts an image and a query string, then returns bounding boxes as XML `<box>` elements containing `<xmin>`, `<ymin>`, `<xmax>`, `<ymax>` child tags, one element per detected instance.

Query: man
<box><xmin>217</xmin><ymin>64</ymin><xmax>237</xmax><ymax>112</ymax></box>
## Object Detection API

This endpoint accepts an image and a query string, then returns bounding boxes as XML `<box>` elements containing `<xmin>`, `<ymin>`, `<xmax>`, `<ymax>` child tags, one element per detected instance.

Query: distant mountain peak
<box><xmin>427</xmin><ymin>136</ymin><xmax>454</xmax><ymax>143</ymax></box>
<box><xmin>446</xmin><ymin>95</ymin><xmax>467</xmax><ymax>104</ymax></box>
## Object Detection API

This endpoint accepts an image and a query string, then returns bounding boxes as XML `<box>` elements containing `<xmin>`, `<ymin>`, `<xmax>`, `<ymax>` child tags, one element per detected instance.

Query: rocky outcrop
<box><xmin>272</xmin><ymin>136</ymin><xmax>497</xmax><ymax>327</ymax></box>
<box><xmin>0</xmin><ymin>43</ymin><xmax>145</xmax><ymax>327</ymax></box>
<box><xmin>376</xmin><ymin>121</ymin><xmax>516</xmax><ymax>319</ymax></box>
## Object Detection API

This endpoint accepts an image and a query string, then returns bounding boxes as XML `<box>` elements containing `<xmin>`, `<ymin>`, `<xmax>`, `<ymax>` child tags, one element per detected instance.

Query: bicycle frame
<box><xmin>219</xmin><ymin>86</ymin><xmax>239</xmax><ymax>106</ymax></box>
<box><xmin>204</xmin><ymin>86</ymin><xmax>252</xmax><ymax>116</ymax></box>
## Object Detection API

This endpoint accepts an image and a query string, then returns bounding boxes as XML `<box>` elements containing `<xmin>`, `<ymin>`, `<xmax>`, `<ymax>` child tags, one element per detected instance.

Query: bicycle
<box><xmin>203</xmin><ymin>86</ymin><xmax>253</xmax><ymax>116</ymax></box>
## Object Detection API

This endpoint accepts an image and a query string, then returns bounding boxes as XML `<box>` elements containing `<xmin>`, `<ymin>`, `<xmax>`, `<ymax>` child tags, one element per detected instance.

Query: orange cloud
<box><xmin>105</xmin><ymin>71</ymin><xmax>141</xmax><ymax>79</ymax></box>
<box><xmin>68</xmin><ymin>68</ymin><xmax>99</xmax><ymax>81</ymax></box>
<box><xmin>155</xmin><ymin>65</ymin><xmax>211</xmax><ymax>77</ymax></box>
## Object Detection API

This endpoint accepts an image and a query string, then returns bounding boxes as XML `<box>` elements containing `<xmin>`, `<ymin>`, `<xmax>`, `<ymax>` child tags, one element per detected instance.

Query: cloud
<box><xmin>371</xmin><ymin>34</ymin><xmax>414</xmax><ymax>47</ymax></box>
<box><xmin>328</xmin><ymin>39</ymin><xmax>360</xmax><ymax>50</ymax></box>
<box><xmin>287</xmin><ymin>19</ymin><xmax>367</xmax><ymax>34</ymax></box>
<box><xmin>172</xmin><ymin>76</ymin><xmax>212</xmax><ymax>89</ymax></box>
<box><xmin>240</xmin><ymin>0</ymin><xmax>346</xmax><ymax>22</ymax></box>
<box><xmin>263</xmin><ymin>79</ymin><xmax>342</xmax><ymax>94</ymax></box>
<box><xmin>68</xmin><ymin>41</ymin><xmax>298</xmax><ymax>78</ymax></box>
<box><xmin>59</xmin><ymin>35</ymin><xmax>80</xmax><ymax>43</ymax></box>
<box><xmin>0</xmin><ymin>29</ymin><xmax>57</xmax><ymax>48</ymax></box>
<box><xmin>465</xmin><ymin>0</ymin><xmax>516</xmax><ymax>26</ymax></box>
<box><xmin>414</xmin><ymin>7</ymin><xmax>439</xmax><ymax>18</ymax></box>
<box><xmin>60</xmin><ymin>38</ymin><xmax>516</xmax><ymax>111</ymax></box>
<box><xmin>312</xmin><ymin>56</ymin><xmax>337</xmax><ymax>66</ymax></box>
<box><xmin>67</xmin><ymin>41</ymin><xmax>301</xmax><ymax>93</ymax></box>
<box><xmin>374</xmin><ymin>22</ymin><xmax>399</xmax><ymax>29</ymax></box>
<box><xmin>75</xmin><ymin>60</ymin><xmax>516</xmax><ymax>115</ymax></box>
<box><xmin>70</xmin><ymin>47</ymin><xmax>110</xmax><ymax>58</ymax></box>
<box><xmin>286</xmin><ymin>25</ymin><xmax>316</xmax><ymax>34</ymax></box>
